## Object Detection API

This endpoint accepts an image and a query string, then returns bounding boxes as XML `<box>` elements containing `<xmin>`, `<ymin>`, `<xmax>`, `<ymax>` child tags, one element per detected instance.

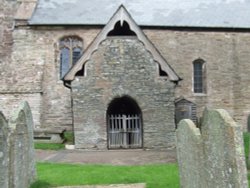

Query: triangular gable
<box><xmin>64</xmin><ymin>5</ymin><xmax>180</xmax><ymax>81</ymax></box>
<box><xmin>175</xmin><ymin>96</ymin><xmax>185</xmax><ymax>103</ymax></box>
<box><xmin>175</xmin><ymin>97</ymin><xmax>194</xmax><ymax>104</ymax></box>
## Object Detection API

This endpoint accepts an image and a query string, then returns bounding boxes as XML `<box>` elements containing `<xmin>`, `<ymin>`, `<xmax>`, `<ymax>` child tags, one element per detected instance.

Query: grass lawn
<box><xmin>34</xmin><ymin>143</ymin><xmax>65</xmax><ymax>150</ymax></box>
<box><xmin>31</xmin><ymin>132</ymin><xmax>250</xmax><ymax>188</ymax></box>
<box><xmin>34</xmin><ymin>131</ymin><xmax>74</xmax><ymax>151</ymax></box>
<box><xmin>30</xmin><ymin>163</ymin><xmax>180</xmax><ymax>188</ymax></box>
<box><xmin>244</xmin><ymin>132</ymin><xmax>250</xmax><ymax>163</ymax></box>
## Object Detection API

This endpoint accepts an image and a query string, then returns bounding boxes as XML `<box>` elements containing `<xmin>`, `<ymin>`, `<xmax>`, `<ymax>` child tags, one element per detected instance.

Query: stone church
<box><xmin>1</xmin><ymin>0</ymin><xmax>250</xmax><ymax>149</ymax></box>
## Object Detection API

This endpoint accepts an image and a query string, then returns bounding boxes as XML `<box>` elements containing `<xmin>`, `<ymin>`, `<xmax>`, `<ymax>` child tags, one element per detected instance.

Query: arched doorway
<box><xmin>107</xmin><ymin>96</ymin><xmax>142</xmax><ymax>149</ymax></box>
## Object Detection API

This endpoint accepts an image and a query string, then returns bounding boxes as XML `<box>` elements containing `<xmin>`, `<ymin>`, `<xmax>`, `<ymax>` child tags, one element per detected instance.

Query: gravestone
<box><xmin>0</xmin><ymin>112</ymin><xmax>9</xmax><ymax>188</ymax></box>
<box><xmin>176</xmin><ymin>119</ymin><xmax>203</xmax><ymax>188</ymax></box>
<box><xmin>8</xmin><ymin>101</ymin><xmax>36</xmax><ymax>188</ymax></box>
<box><xmin>176</xmin><ymin>108</ymin><xmax>248</xmax><ymax>188</ymax></box>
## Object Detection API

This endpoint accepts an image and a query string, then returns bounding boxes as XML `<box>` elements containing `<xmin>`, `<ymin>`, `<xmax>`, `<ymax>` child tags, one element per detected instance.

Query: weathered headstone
<box><xmin>176</xmin><ymin>108</ymin><xmax>248</xmax><ymax>188</ymax></box>
<box><xmin>8</xmin><ymin>101</ymin><xmax>36</xmax><ymax>188</ymax></box>
<box><xmin>0</xmin><ymin>112</ymin><xmax>9</xmax><ymax>188</ymax></box>
<box><xmin>176</xmin><ymin>119</ymin><xmax>203</xmax><ymax>188</ymax></box>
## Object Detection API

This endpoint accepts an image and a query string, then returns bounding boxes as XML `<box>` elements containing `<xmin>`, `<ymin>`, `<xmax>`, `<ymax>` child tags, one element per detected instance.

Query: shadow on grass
<box><xmin>30</xmin><ymin>180</ymin><xmax>51</xmax><ymax>188</ymax></box>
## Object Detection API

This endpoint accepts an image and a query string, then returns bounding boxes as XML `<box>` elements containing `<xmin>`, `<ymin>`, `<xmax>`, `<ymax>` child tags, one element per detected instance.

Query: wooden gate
<box><xmin>108</xmin><ymin>114</ymin><xmax>142</xmax><ymax>149</ymax></box>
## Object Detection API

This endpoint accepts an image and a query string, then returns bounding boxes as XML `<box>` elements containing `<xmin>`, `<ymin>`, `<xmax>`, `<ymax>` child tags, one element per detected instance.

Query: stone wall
<box><xmin>0</xmin><ymin>101</ymin><xmax>36</xmax><ymax>188</ymax></box>
<box><xmin>0</xmin><ymin>24</ymin><xmax>99</xmax><ymax>130</ymax></box>
<box><xmin>145</xmin><ymin>29</ymin><xmax>250</xmax><ymax>129</ymax></box>
<box><xmin>0</xmin><ymin>0</ymin><xmax>19</xmax><ymax>122</ymax></box>
<box><xmin>6</xmin><ymin>26</ymin><xmax>250</xmax><ymax>132</ymax></box>
<box><xmin>0</xmin><ymin>93</ymin><xmax>42</xmax><ymax>128</ymax></box>
<box><xmin>72</xmin><ymin>37</ymin><xmax>176</xmax><ymax>149</ymax></box>
<box><xmin>2</xmin><ymin>2</ymin><xmax>250</xmax><ymax>134</ymax></box>
<box><xmin>0</xmin><ymin>0</ymin><xmax>17</xmax><ymax>65</ymax></box>
<box><xmin>176</xmin><ymin>108</ymin><xmax>248</xmax><ymax>188</ymax></box>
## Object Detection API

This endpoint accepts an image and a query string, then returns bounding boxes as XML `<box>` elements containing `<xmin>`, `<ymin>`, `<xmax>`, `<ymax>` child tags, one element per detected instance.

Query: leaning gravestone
<box><xmin>0</xmin><ymin>101</ymin><xmax>36</xmax><ymax>188</ymax></box>
<box><xmin>0</xmin><ymin>112</ymin><xmax>9</xmax><ymax>188</ymax></box>
<box><xmin>176</xmin><ymin>108</ymin><xmax>248</xmax><ymax>188</ymax></box>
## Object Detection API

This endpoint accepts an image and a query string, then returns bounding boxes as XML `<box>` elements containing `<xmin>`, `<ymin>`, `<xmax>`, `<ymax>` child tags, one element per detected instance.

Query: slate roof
<box><xmin>29</xmin><ymin>0</ymin><xmax>250</xmax><ymax>28</ymax></box>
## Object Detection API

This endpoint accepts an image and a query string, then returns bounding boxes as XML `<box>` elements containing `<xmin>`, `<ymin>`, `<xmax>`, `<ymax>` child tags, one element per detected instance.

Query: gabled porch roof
<box><xmin>64</xmin><ymin>5</ymin><xmax>180</xmax><ymax>82</ymax></box>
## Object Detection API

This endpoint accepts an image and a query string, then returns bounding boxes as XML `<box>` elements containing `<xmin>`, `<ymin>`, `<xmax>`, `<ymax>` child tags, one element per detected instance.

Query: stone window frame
<box><xmin>59</xmin><ymin>36</ymin><xmax>83</xmax><ymax>79</ymax></box>
<box><xmin>192</xmin><ymin>59</ymin><xmax>206</xmax><ymax>94</ymax></box>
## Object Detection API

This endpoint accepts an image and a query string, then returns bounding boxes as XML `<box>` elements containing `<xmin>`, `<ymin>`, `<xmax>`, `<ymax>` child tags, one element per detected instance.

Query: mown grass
<box><xmin>243</xmin><ymin>132</ymin><xmax>250</xmax><ymax>157</ymax></box>
<box><xmin>34</xmin><ymin>131</ymin><xmax>74</xmax><ymax>150</ymax></box>
<box><xmin>63</xmin><ymin>131</ymin><xmax>74</xmax><ymax>144</ymax></box>
<box><xmin>34</xmin><ymin>143</ymin><xmax>65</xmax><ymax>150</ymax></box>
<box><xmin>243</xmin><ymin>132</ymin><xmax>250</xmax><ymax>188</ymax></box>
<box><xmin>30</xmin><ymin>163</ymin><xmax>180</xmax><ymax>188</ymax></box>
<box><xmin>32</xmin><ymin>132</ymin><xmax>250</xmax><ymax>188</ymax></box>
<box><xmin>243</xmin><ymin>132</ymin><xmax>250</xmax><ymax>187</ymax></box>
<box><xmin>244</xmin><ymin>132</ymin><xmax>250</xmax><ymax>164</ymax></box>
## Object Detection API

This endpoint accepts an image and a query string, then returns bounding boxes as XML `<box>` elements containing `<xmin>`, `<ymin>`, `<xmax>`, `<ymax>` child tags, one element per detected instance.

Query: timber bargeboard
<box><xmin>63</xmin><ymin>5</ymin><xmax>180</xmax><ymax>82</ymax></box>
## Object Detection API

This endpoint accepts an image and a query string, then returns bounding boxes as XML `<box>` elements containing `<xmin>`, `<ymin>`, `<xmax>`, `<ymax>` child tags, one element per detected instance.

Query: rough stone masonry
<box><xmin>176</xmin><ymin>108</ymin><xmax>248</xmax><ymax>188</ymax></box>
<box><xmin>71</xmin><ymin>37</ymin><xmax>176</xmax><ymax>149</ymax></box>
<box><xmin>3</xmin><ymin>0</ymin><xmax>250</xmax><ymax>136</ymax></box>
<box><xmin>0</xmin><ymin>101</ymin><xmax>36</xmax><ymax>188</ymax></box>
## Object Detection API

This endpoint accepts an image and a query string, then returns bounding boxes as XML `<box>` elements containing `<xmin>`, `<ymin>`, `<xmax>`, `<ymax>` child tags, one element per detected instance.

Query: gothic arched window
<box><xmin>59</xmin><ymin>36</ymin><xmax>83</xmax><ymax>78</ymax></box>
<box><xmin>193</xmin><ymin>59</ymin><xmax>206</xmax><ymax>93</ymax></box>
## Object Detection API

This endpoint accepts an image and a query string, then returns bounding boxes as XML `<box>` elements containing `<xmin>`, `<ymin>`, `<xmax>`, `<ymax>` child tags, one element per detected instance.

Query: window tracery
<box><xmin>59</xmin><ymin>36</ymin><xmax>83</xmax><ymax>78</ymax></box>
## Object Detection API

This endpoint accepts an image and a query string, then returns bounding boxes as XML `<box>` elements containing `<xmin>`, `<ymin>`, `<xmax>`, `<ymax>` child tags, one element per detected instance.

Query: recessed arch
<box><xmin>107</xmin><ymin>95</ymin><xmax>141</xmax><ymax>115</ymax></box>
<box><xmin>107</xmin><ymin>96</ymin><xmax>142</xmax><ymax>149</ymax></box>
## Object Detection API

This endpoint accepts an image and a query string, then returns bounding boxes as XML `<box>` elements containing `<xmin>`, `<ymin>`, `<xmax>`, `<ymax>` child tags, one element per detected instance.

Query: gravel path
<box><xmin>36</xmin><ymin>148</ymin><xmax>177</xmax><ymax>165</ymax></box>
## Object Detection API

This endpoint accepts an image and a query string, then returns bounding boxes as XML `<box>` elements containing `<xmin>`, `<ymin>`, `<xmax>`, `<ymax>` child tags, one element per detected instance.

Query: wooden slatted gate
<box><xmin>108</xmin><ymin>114</ymin><xmax>142</xmax><ymax>149</ymax></box>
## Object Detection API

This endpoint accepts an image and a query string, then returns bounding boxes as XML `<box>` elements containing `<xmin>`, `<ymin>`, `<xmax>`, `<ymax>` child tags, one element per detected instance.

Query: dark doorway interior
<box><xmin>107</xmin><ymin>96</ymin><xmax>142</xmax><ymax>149</ymax></box>
<box><xmin>107</xmin><ymin>95</ymin><xmax>141</xmax><ymax>115</ymax></box>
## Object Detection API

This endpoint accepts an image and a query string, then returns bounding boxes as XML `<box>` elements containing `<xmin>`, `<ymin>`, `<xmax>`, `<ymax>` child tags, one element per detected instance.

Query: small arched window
<box><xmin>59</xmin><ymin>36</ymin><xmax>83</xmax><ymax>78</ymax></box>
<box><xmin>193</xmin><ymin>59</ymin><xmax>206</xmax><ymax>93</ymax></box>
